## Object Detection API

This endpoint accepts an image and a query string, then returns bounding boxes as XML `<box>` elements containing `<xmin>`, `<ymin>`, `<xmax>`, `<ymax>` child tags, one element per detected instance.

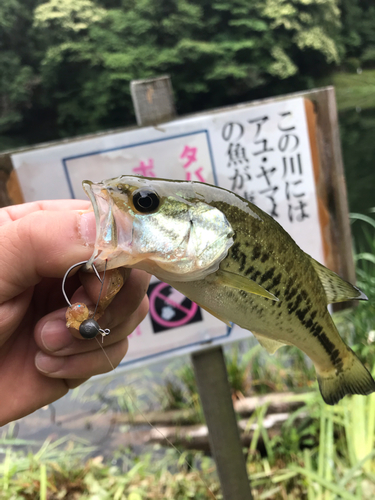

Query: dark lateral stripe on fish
<box><xmin>304</xmin><ymin>318</ymin><xmax>314</xmax><ymax>329</ymax></box>
<box><xmin>250</xmin><ymin>270</ymin><xmax>262</xmax><ymax>282</ymax></box>
<box><xmin>259</xmin><ymin>267</ymin><xmax>275</xmax><ymax>285</ymax></box>
<box><xmin>261</xmin><ymin>252</ymin><xmax>270</xmax><ymax>263</ymax></box>
<box><xmin>230</xmin><ymin>242</ymin><xmax>247</xmax><ymax>272</ymax></box>
<box><xmin>310</xmin><ymin>310</ymin><xmax>317</xmax><ymax>320</ymax></box>
<box><xmin>286</xmin><ymin>277</ymin><xmax>294</xmax><ymax>290</ymax></box>
<box><xmin>284</xmin><ymin>294</ymin><xmax>345</xmax><ymax>371</ymax></box>
<box><xmin>333</xmin><ymin>359</ymin><xmax>344</xmax><ymax>372</ymax></box>
<box><xmin>287</xmin><ymin>294</ymin><xmax>304</xmax><ymax>314</ymax></box>
<box><xmin>245</xmin><ymin>265</ymin><xmax>255</xmax><ymax>276</ymax></box>
<box><xmin>302</xmin><ymin>319</ymin><xmax>345</xmax><ymax>372</ymax></box>
<box><xmin>252</xmin><ymin>244</ymin><xmax>262</xmax><ymax>260</ymax></box>
<box><xmin>285</xmin><ymin>286</ymin><xmax>299</xmax><ymax>302</ymax></box>
<box><xmin>296</xmin><ymin>309</ymin><xmax>314</xmax><ymax>327</ymax></box>
<box><xmin>267</xmin><ymin>273</ymin><xmax>282</xmax><ymax>291</ymax></box>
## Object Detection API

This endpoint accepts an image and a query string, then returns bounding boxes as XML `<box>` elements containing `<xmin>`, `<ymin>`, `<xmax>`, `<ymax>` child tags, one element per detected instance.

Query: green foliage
<box><xmin>0</xmin><ymin>0</ymin><xmax>372</xmax><ymax>148</ymax></box>
<box><xmin>0</xmin><ymin>440</ymin><xmax>221</xmax><ymax>499</ymax></box>
<box><xmin>288</xmin><ymin>393</ymin><xmax>375</xmax><ymax>500</ymax></box>
<box><xmin>333</xmin><ymin>69</ymin><xmax>375</xmax><ymax>111</ymax></box>
<box><xmin>339</xmin><ymin>0</ymin><xmax>375</xmax><ymax>67</ymax></box>
<box><xmin>333</xmin><ymin>212</ymin><xmax>375</xmax><ymax>375</ymax></box>
<box><xmin>0</xmin><ymin>53</ymin><xmax>35</xmax><ymax>130</ymax></box>
<box><xmin>0</xmin><ymin>0</ymin><xmax>39</xmax><ymax>133</ymax></box>
<box><xmin>0</xmin><ymin>0</ymin><xmax>351</xmax><ymax>141</ymax></box>
<box><xmin>336</xmin><ymin>105</ymin><xmax>375</xmax><ymax>240</ymax></box>
<box><xmin>34</xmin><ymin>0</ymin><xmax>106</xmax><ymax>34</ymax></box>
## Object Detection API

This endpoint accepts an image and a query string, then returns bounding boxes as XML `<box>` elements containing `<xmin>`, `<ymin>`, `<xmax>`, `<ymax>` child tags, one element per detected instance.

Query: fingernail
<box><xmin>35</xmin><ymin>352</ymin><xmax>66</xmax><ymax>374</ymax></box>
<box><xmin>41</xmin><ymin>320</ymin><xmax>74</xmax><ymax>352</ymax></box>
<box><xmin>79</xmin><ymin>211</ymin><xmax>96</xmax><ymax>246</ymax></box>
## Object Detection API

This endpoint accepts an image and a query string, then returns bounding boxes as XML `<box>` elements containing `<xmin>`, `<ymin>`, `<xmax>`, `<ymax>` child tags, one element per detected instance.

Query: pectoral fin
<box><xmin>214</xmin><ymin>270</ymin><xmax>279</xmax><ymax>301</ymax></box>
<box><xmin>309</xmin><ymin>257</ymin><xmax>368</xmax><ymax>304</ymax></box>
<box><xmin>252</xmin><ymin>332</ymin><xmax>286</xmax><ymax>354</ymax></box>
<box><xmin>196</xmin><ymin>302</ymin><xmax>232</xmax><ymax>327</ymax></box>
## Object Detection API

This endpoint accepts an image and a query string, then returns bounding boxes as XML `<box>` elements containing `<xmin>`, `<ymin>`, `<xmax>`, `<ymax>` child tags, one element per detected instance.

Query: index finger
<box><xmin>0</xmin><ymin>209</ymin><xmax>96</xmax><ymax>303</ymax></box>
<box><xmin>0</xmin><ymin>200</ymin><xmax>91</xmax><ymax>226</ymax></box>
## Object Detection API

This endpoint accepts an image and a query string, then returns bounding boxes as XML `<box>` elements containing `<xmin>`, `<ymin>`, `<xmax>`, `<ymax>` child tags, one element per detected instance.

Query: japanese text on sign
<box><xmin>222</xmin><ymin>110</ymin><xmax>310</xmax><ymax>224</ymax></box>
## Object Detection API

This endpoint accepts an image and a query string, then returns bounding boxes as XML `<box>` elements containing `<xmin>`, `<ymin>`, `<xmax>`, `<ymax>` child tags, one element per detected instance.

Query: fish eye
<box><xmin>132</xmin><ymin>189</ymin><xmax>160</xmax><ymax>213</ymax></box>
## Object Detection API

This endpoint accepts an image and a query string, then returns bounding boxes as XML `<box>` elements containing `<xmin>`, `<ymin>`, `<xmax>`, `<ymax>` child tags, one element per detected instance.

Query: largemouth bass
<box><xmin>83</xmin><ymin>175</ymin><xmax>375</xmax><ymax>405</ymax></box>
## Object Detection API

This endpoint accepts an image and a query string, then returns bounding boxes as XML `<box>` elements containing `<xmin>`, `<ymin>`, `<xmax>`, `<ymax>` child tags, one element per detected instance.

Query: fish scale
<box><xmin>83</xmin><ymin>175</ymin><xmax>375</xmax><ymax>405</ymax></box>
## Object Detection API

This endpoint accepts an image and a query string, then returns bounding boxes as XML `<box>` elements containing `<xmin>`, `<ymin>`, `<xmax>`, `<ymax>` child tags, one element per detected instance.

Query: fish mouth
<box><xmin>82</xmin><ymin>181</ymin><xmax>133</xmax><ymax>271</ymax></box>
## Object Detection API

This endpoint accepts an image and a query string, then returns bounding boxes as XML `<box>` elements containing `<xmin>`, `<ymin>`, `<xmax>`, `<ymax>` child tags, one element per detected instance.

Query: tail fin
<box><xmin>317</xmin><ymin>349</ymin><xmax>375</xmax><ymax>405</ymax></box>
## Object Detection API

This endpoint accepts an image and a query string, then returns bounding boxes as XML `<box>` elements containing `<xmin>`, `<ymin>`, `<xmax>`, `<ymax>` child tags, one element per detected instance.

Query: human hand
<box><xmin>0</xmin><ymin>200</ymin><xmax>150</xmax><ymax>426</ymax></box>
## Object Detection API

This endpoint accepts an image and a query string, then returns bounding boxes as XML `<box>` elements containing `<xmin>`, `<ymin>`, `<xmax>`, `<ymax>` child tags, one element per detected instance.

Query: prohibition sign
<box><xmin>149</xmin><ymin>282</ymin><xmax>201</xmax><ymax>330</ymax></box>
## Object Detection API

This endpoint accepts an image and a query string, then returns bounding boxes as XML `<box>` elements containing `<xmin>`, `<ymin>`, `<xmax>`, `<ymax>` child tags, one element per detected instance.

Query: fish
<box><xmin>82</xmin><ymin>175</ymin><xmax>375</xmax><ymax>405</ymax></box>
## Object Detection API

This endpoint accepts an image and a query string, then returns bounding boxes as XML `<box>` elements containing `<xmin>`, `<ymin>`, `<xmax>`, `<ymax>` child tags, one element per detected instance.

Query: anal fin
<box><xmin>252</xmin><ymin>332</ymin><xmax>286</xmax><ymax>355</ymax></box>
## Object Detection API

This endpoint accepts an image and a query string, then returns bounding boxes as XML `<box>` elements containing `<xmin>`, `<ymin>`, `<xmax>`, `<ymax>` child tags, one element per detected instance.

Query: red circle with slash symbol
<box><xmin>149</xmin><ymin>282</ymin><xmax>199</xmax><ymax>328</ymax></box>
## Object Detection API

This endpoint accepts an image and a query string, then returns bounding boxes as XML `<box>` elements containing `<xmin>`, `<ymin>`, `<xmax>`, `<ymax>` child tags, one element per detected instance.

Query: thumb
<box><xmin>0</xmin><ymin>209</ymin><xmax>96</xmax><ymax>303</ymax></box>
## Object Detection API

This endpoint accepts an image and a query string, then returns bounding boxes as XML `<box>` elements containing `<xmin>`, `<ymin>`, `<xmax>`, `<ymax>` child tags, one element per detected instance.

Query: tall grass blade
<box><xmin>350</xmin><ymin>213</ymin><xmax>375</xmax><ymax>230</ymax></box>
<box><xmin>290</xmin><ymin>465</ymin><xmax>357</xmax><ymax>500</ymax></box>
<box><xmin>303</xmin><ymin>449</ymin><xmax>315</xmax><ymax>500</ymax></box>
<box><xmin>339</xmin><ymin>449</ymin><xmax>375</xmax><ymax>488</ymax></box>
<box><xmin>40</xmin><ymin>463</ymin><xmax>47</xmax><ymax>500</ymax></box>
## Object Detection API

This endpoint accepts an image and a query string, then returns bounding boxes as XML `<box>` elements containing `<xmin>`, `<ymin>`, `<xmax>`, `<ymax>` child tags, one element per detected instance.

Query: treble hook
<box><xmin>62</xmin><ymin>260</ymin><xmax>111</xmax><ymax>339</ymax></box>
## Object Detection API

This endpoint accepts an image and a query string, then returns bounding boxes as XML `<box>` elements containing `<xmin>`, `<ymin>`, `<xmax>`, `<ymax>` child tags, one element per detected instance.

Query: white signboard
<box><xmin>11</xmin><ymin>97</ymin><xmax>324</xmax><ymax>370</ymax></box>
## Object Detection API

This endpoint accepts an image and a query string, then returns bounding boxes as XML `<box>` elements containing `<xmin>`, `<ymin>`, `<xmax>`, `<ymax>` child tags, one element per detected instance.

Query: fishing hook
<box><xmin>62</xmin><ymin>260</ymin><xmax>110</xmax><ymax>339</ymax></box>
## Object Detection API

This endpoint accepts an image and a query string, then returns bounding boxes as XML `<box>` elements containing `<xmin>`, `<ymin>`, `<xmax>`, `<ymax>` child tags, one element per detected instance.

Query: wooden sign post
<box><xmin>130</xmin><ymin>76</ymin><xmax>254</xmax><ymax>499</ymax></box>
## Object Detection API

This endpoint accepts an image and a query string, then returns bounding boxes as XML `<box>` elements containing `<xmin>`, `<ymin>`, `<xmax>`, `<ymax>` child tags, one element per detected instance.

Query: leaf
<box><xmin>128</xmin><ymin>492</ymin><xmax>143</xmax><ymax>500</ymax></box>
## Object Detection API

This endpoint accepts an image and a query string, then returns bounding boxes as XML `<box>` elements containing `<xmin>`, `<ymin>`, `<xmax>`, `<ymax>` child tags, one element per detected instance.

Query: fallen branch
<box><xmin>112</xmin><ymin>391</ymin><xmax>310</xmax><ymax>426</ymax></box>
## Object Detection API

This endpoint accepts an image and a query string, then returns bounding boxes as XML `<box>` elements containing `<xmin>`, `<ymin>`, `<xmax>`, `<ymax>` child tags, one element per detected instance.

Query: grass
<box><xmin>330</xmin><ymin>69</ymin><xmax>375</xmax><ymax>112</ymax></box>
<box><xmin>155</xmin><ymin>341</ymin><xmax>315</xmax><ymax>419</ymax></box>
<box><xmin>1</xmin><ymin>393</ymin><xmax>373</xmax><ymax>500</ymax></box>
<box><xmin>0</xmin><ymin>441</ymin><xmax>221</xmax><ymax>500</ymax></box>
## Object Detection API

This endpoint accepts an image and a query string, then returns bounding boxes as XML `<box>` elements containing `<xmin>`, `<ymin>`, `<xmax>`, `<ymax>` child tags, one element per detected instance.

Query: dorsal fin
<box><xmin>309</xmin><ymin>257</ymin><xmax>367</xmax><ymax>304</ymax></box>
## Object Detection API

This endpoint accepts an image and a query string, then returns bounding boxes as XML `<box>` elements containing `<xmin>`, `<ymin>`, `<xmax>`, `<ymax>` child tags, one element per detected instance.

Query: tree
<box><xmin>31</xmin><ymin>0</ymin><xmax>342</xmax><ymax>137</ymax></box>
<box><xmin>0</xmin><ymin>0</ymin><xmax>40</xmax><ymax>132</ymax></box>
<box><xmin>339</xmin><ymin>0</ymin><xmax>375</xmax><ymax>68</ymax></box>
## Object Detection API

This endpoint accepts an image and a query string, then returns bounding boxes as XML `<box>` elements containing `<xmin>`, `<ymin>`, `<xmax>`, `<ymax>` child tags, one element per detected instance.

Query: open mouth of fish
<box><xmin>82</xmin><ymin>181</ymin><xmax>134</xmax><ymax>271</ymax></box>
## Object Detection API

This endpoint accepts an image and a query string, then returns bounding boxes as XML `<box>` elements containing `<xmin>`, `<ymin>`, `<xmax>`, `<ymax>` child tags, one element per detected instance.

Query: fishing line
<box><xmin>113</xmin><ymin>380</ymin><xmax>218</xmax><ymax>500</ymax></box>
<box><xmin>96</xmin><ymin>322</ymin><xmax>217</xmax><ymax>495</ymax></box>
<box><xmin>94</xmin><ymin>344</ymin><xmax>217</xmax><ymax>497</ymax></box>
<box><xmin>95</xmin><ymin>333</ymin><xmax>218</xmax><ymax>498</ymax></box>
<box><xmin>93</xmin><ymin>259</ymin><xmax>107</xmax><ymax>318</ymax></box>
<box><xmin>63</xmin><ymin>261</ymin><xmax>218</xmax><ymax>499</ymax></box>
<box><xmin>94</xmin><ymin>337</ymin><xmax>115</xmax><ymax>371</ymax></box>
